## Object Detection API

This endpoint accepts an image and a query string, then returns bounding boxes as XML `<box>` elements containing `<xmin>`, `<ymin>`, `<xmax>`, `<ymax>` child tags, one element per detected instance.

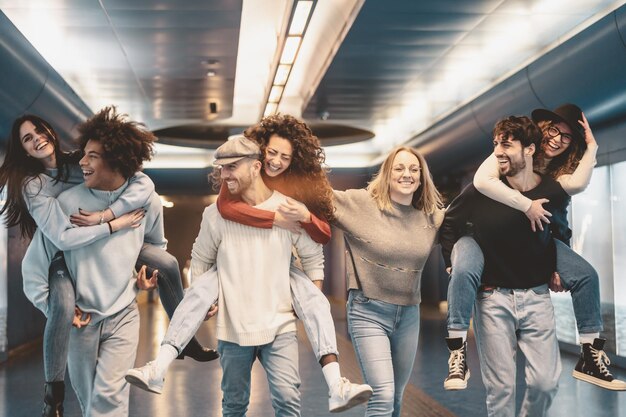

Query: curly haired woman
<box><xmin>127</xmin><ymin>115</ymin><xmax>373</xmax><ymax>413</ymax></box>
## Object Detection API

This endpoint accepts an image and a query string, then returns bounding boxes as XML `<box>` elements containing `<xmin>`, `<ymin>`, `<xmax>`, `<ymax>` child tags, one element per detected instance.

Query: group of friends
<box><xmin>0</xmin><ymin>103</ymin><xmax>622</xmax><ymax>417</ymax></box>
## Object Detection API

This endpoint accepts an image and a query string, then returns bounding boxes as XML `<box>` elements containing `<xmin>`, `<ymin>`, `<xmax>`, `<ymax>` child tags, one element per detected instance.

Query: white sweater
<box><xmin>190</xmin><ymin>191</ymin><xmax>324</xmax><ymax>346</ymax></box>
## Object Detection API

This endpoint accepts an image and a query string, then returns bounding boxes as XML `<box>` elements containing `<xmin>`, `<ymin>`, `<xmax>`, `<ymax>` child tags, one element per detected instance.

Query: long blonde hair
<box><xmin>367</xmin><ymin>146</ymin><xmax>442</xmax><ymax>214</ymax></box>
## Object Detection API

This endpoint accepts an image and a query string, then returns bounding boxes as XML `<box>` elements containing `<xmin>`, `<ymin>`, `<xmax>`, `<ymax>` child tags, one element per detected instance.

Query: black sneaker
<box><xmin>572</xmin><ymin>338</ymin><xmax>626</xmax><ymax>390</ymax></box>
<box><xmin>444</xmin><ymin>337</ymin><xmax>470</xmax><ymax>390</ymax></box>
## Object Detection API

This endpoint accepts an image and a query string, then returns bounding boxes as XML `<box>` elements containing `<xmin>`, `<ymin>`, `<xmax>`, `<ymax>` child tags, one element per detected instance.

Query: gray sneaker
<box><xmin>328</xmin><ymin>377</ymin><xmax>373</xmax><ymax>413</ymax></box>
<box><xmin>125</xmin><ymin>361</ymin><xmax>164</xmax><ymax>394</ymax></box>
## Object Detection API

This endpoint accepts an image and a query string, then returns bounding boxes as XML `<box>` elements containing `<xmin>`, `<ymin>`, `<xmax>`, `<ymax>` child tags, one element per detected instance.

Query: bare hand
<box><xmin>136</xmin><ymin>265</ymin><xmax>158</xmax><ymax>290</ymax></box>
<box><xmin>446</xmin><ymin>267</ymin><xmax>452</xmax><ymax>275</ymax></box>
<box><xmin>70</xmin><ymin>208</ymin><xmax>114</xmax><ymax>227</ymax></box>
<box><xmin>579</xmin><ymin>112</ymin><xmax>597</xmax><ymax>147</ymax></box>
<box><xmin>72</xmin><ymin>306</ymin><xmax>91</xmax><ymax>328</ymax></box>
<box><xmin>549</xmin><ymin>272</ymin><xmax>566</xmax><ymax>292</ymax></box>
<box><xmin>204</xmin><ymin>303</ymin><xmax>218</xmax><ymax>321</ymax></box>
<box><xmin>274</xmin><ymin>211</ymin><xmax>302</xmax><ymax>234</ymax></box>
<box><xmin>277</xmin><ymin>198</ymin><xmax>311</xmax><ymax>223</ymax></box>
<box><xmin>109</xmin><ymin>209</ymin><xmax>145</xmax><ymax>232</ymax></box>
<box><xmin>525</xmin><ymin>199</ymin><xmax>552</xmax><ymax>232</ymax></box>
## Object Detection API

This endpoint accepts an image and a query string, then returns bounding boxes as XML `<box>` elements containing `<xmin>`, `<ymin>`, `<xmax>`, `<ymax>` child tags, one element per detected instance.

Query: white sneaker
<box><xmin>125</xmin><ymin>361</ymin><xmax>165</xmax><ymax>394</ymax></box>
<box><xmin>328</xmin><ymin>377</ymin><xmax>373</xmax><ymax>413</ymax></box>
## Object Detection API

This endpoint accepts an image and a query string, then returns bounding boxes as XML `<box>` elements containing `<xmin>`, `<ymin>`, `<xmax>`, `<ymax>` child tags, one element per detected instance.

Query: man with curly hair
<box><xmin>23</xmin><ymin>106</ymin><xmax>165</xmax><ymax>417</ymax></box>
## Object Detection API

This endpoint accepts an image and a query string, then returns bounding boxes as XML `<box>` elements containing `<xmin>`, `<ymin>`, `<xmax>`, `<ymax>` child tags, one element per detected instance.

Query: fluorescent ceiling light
<box><xmin>273</xmin><ymin>64</ymin><xmax>292</xmax><ymax>86</ymax></box>
<box><xmin>264</xmin><ymin>102</ymin><xmax>279</xmax><ymax>117</ymax></box>
<box><xmin>280</xmin><ymin>36</ymin><xmax>302</xmax><ymax>65</ymax></box>
<box><xmin>289</xmin><ymin>1</ymin><xmax>314</xmax><ymax>35</ymax></box>
<box><xmin>268</xmin><ymin>85</ymin><xmax>284</xmax><ymax>103</ymax></box>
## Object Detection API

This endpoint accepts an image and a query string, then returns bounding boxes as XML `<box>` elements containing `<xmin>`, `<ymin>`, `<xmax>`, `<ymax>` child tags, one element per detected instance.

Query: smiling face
<box><xmin>493</xmin><ymin>133</ymin><xmax>530</xmax><ymax>177</ymax></box>
<box><xmin>79</xmin><ymin>139</ymin><xmax>123</xmax><ymax>190</ymax></box>
<box><xmin>219</xmin><ymin>157</ymin><xmax>257</xmax><ymax>195</ymax></box>
<box><xmin>541</xmin><ymin>121</ymin><xmax>572</xmax><ymax>159</ymax></box>
<box><xmin>263</xmin><ymin>134</ymin><xmax>293</xmax><ymax>177</ymax></box>
<box><xmin>388</xmin><ymin>150</ymin><xmax>421</xmax><ymax>204</ymax></box>
<box><xmin>19</xmin><ymin>120</ymin><xmax>55</xmax><ymax>163</ymax></box>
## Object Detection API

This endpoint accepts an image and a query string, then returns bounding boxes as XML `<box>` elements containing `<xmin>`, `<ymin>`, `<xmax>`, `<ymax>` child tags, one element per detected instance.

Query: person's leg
<box><xmin>445</xmin><ymin>235</ymin><xmax>483</xmax><ymax>390</ymax></box>
<box><xmin>258</xmin><ymin>331</ymin><xmax>301</xmax><ymax>417</ymax></box>
<box><xmin>67</xmin><ymin>318</ymin><xmax>101</xmax><ymax>417</ymax></box>
<box><xmin>289</xmin><ymin>265</ymin><xmax>372</xmax><ymax>411</ymax></box>
<box><xmin>388</xmin><ymin>304</ymin><xmax>420</xmax><ymax>417</ymax></box>
<box><xmin>90</xmin><ymin>304</ymin><xmax>140</xmax><ymax>417</ymax></box>
<box><xmin>126</xmin><ymin>266</ymin><xmax>219</xmax><ymax>392</ymax></box>
<box><xmin>516</xmin><ymin>285</ymin><xmax>560</xmax><ymax>417</ymax></box>
<box><xmin>473</xmin><ymin>289</ymin><xmax>518</xmax><ymax>417</ymax></box>
<box><xmin>136</xmin><ymin>244</ymin><xmax>217</xmax><ymax>362</ymax></box>
<box><xmin>347</xmin><ymin>290</ymin><xmax>395</xmax><ymax>417</ymax></box>
<box><xmin>554</xmin><ymin>239</ymin><xmax>602</xmax><ymax>335</ymax></box>
<box><xmin>42</xmin><ymin>252</ymin><xmax>75</xmax><ymax>417</ymax></box>
<box><xmin>218</xmin><ymin>340</ymin><xmax>255</xmax><ymax>417</ymax></box>
<box><xmin>553</xmin><ymin>240</ymin><xmax>625</xmax><ymax>389</ymax></box>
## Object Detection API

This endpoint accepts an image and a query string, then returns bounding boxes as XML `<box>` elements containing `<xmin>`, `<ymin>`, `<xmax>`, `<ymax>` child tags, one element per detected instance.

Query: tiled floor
<box><xmin>2</xmin><ymin>299</ymin><xmax>626</xmax><ymax>417</ymax></box>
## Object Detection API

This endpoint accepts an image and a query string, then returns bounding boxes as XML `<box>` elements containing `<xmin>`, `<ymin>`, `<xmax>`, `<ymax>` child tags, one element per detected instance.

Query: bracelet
<box><xmin>99</xmin><ymin>210</ymin><xmax>105</xmax><ymax>225</ymax></box>
<box><xmin>107</xmin><ymin>221</ymin><xmax>113</xmax><ymax>234</ymax></box>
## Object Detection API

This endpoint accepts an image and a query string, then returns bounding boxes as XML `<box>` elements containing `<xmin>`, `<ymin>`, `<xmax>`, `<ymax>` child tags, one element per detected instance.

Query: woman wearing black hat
<box><xmin>443</xmin><ymin>104</ymin><xmax>626</xmax><ymax>392</ymax></box>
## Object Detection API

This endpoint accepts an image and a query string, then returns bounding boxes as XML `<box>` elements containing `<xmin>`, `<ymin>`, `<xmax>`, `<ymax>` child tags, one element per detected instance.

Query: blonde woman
<box><xmin>333</xmin><ymin>147</ymin><xmax>444</xmax><ymax>417</ymax></box>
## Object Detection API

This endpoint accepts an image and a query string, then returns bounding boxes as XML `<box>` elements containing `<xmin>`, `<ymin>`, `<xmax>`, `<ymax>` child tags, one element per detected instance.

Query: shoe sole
<box><xmin>572</xmin><ymin>370</ymin><xmax>626</xmax><ymax>391</ymax></box>
<box><xmin>444</xmin><ymin>370</ymin><xmax>471</xmax><ymax>391</ymax></box>
<box><xmin>329</xmin><ymin>388</ymin><xmax>373</xmax><ymax>413</ymax></box>
<box><xmin>125</xmin><ymin>371</ymin><xmax>163</xmax><ymax>394</ymax></box>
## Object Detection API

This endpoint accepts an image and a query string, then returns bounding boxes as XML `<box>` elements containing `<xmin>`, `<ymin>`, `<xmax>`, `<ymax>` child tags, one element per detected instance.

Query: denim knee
<box><xmin>48</xmin><ymin>259</ymin><xmax>75</xmax><ymax>321</ymax></box>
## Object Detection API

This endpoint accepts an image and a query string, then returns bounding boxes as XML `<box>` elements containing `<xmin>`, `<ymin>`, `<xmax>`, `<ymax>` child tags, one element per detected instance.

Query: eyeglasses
<box><xmin>543</xmin><ymin>126</ymin><xmax>573</xmax><ymax>145</ymax></box>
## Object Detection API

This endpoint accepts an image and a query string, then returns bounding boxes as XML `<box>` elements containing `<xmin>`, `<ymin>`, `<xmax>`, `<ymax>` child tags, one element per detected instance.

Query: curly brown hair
<box><xmin>534</xmin><ymin>120</ymin><xmax>585</xmax><ymax>179</ymax></box>
<box><xmin>77</xmin><ymin>106</ymin><xmax>155</xmax><ymax>179</ymax></box>
<box><xmin>243</xmin><ymin>114</ymin><xmax>334</xmax><ymax>222</ymax></box>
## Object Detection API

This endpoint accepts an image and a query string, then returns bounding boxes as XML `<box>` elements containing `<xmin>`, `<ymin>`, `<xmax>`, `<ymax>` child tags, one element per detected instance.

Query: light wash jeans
<box><xmin>446</xmin><ymin>236</ymin><xmax>603</xmax><ymax>334</ymax></box>
<box><xmin>162</xmin><ymin>264</ymin><xmax>338</xmax><ymax>361</ymax></box>
<box><xmin>474</xmin><ymin>285</ymin><xmax>560</xmax><ymax>417</ymax></box>
<box><xmin>45</xmin><ymin>252</ymin><xmax>75</xmax><ymax>382</ymax></box>
<box><xmin>68</xmin><ymin>302</ymin><xmax>140</xmax><ymax>417</ymax></box>
<box><xmin>42</xmin><ymin>245</ymin><xmax>199</xmax><ymax>382</ymax></box>
<box><xmin>346</xmin><ymin>289</ymin><xmax>419</xmax><ymax>417</ymax></box>
<box><xmin>218</xmin><ymin>331</ymin><xmax>301</xmax><ymax>417</ymax></box>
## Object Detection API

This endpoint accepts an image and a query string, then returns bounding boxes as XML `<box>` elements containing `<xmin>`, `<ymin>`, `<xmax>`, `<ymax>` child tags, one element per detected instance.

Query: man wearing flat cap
<box><xmin>137</xmin><ymin>135</ymin><xmax>323</xmax><ymax>416</ymax></box>
<box><xmin>197</xmin><ymin>135</ymin><xmax>325</xmax><ymax>416</ymax></box>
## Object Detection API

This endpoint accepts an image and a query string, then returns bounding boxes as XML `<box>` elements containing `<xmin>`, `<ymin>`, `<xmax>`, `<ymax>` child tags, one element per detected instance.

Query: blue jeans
<box><xmin>218</xmin><ymin>331</ymin><xmax>301</xmax><ymax>417</ymax></box>
<box><xmin>474</xmin><ymin>285</ymin><xmax>560</xmax><ymax>417</ymax></box>
<box><xmin>44</xmin><ymin>252</ymin><xmax>75</xmax><ymax>382</ymax></box>
<box><xmin>347</xmin><ymin>290</ymin><xmax>419</xmax><ymax>417</ymax></box>
<box><xmin>135</xmin><ymin>244</ymin><xmax>209</xmax><ymax>350</ymax></box>
<box><xmin>446</xmin><ymin>236</ymin><xmax>603</xmax><ymax>334</ymax></box>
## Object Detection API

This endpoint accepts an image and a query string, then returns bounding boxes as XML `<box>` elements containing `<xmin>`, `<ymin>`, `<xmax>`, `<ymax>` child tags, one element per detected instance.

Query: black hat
<box><xmin>531</xmin><ymin>103</ymin><xmax>586</xmax><ymax>149</ymax></box>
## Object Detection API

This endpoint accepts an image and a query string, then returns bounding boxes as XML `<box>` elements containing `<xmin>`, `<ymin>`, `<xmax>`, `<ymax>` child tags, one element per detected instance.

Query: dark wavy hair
<box><xmin>77</xmin><ymin>106</ymin><xmax>155</xmax><ymax>179</ymax></box>
<box><xmin>243</xmin><ymin>114</ymin><xmax>334</xmax><ymax>222</ymax></box>
<box><xmin>534</xmin><ymin>120</ymin><xmax>585</xmax><ymax>179</ymax></box>
<box><xmin>492</xmin><ymin>115</ymin><xmax>543</xmax><ymax>149</ymax></box>
<box><xmin>0</xmin><ymin>115</ymin><xmax>80</xmax><ymax>238</ymax></box>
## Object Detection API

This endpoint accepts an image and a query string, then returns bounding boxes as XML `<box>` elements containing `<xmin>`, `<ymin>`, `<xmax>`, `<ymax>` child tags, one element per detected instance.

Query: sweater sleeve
<box><xmin>142</xmin><ymin>193</ymin><xmax>168</xmax><ymax>250</ymax></box>
<box><xmin>292</xmin><ymin>232</ymin><xmax>325</xmax><ymax>282</ymax></box>
<box><xmin>440</xmin><ymin>185</ymin><xmax>475</xmax><ymax>268</ymax></box>
<box><xmin>216</xmin><ymin>183</ymin><xmax>275</xmax><ymax>228</ymax></box>
<box><xmin>22</xmin><ymin>231</ymin><xmax>58</xmax><ymax>316</ymax></box>
<box><xmin>190</xmin><ymin>206</ymin><xmax>221</xmax><ymax>282</ymax></box>
<box><xmin>300</xmin><ymin>213</ymin><xmax>331</xmax><ymax>244</ymax></box>
<box><xmin>556</xmin><ymin>143</ymin><xmax>598</xmax><ymax>195</ymax></box>
<box><xmin>108</xmin><ymin>171</ymin><xmax>156</xmax><ymax>218</ymax></box>
<box><xmin>473</xmin><ymin>153</ymin><xmax>533</xmax><ymax>213</ymax></box>
<box><xmin>24</xmin><ymin>177</ymin><xmax>110</xmax><ymax>251</ymax></box>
